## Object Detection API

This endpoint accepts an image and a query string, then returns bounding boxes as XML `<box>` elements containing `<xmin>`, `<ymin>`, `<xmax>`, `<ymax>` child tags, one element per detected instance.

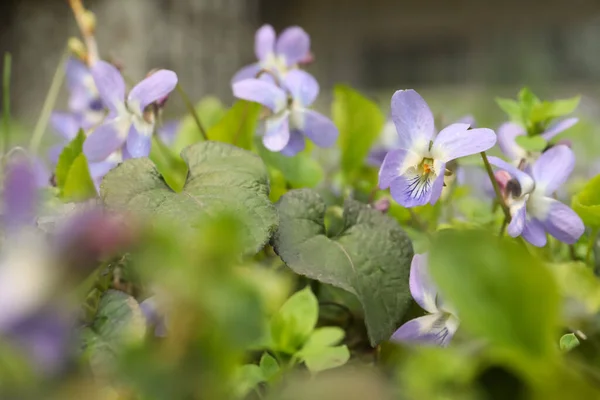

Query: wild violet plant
<box><xmin>1</xmin><ymin>1</ymin><xmax>600</xmax><ymax>398</ymax></box>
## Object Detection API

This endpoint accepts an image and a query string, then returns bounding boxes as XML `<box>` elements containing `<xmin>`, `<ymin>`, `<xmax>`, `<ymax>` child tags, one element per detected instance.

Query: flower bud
<box><xmin>68</xmin><ymin>37</ymin><xmax>87</xmax><ymax>61</ymax></box>
<box><xmin>373</xmin><ymin>198</ymin><xmax>391</xmax><ymax>213</ymax></box>
<box><xmin>82</xmin><ymin>10</ymin><xmax>96</xmax><ymax>35</ymax></box>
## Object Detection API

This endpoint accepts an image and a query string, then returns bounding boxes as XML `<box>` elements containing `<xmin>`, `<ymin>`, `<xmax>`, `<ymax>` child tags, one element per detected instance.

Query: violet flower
<box><xmin>497</xmin><ymin>117</ymin><xmax>578</xmax><ymax>162</ymax></box>
<box><xmin>232</xmin><ymin>24</ymin><xmax>311</xmax><ymax>83</ymax></box>
<box><xmin>488</xmin><ymin>145</ymin><xmax>584</xmax><ymax>247</ymax></box>
<box><xmin>83</xmin><ymin>61</ymin><xmax>178</xmax><ymax>161</ymax></box>
<box><xmin>233</xmin><ymin>70</ymin><xmax>338</xmax><ymax>156</ymax></box>
<box><xmin>140</xmin><ymin>296</ymin><xmax>168</xmax><ymax>338</ymax></box>
<box><xmin>391</xmin><ymin>253</ymin><xmax>459</xmax><ymax>347</ymax></box>
<box><xmin>379</xmin><ymin>90</ymin><xmax>496</xmax><ymax>207</ymax></box>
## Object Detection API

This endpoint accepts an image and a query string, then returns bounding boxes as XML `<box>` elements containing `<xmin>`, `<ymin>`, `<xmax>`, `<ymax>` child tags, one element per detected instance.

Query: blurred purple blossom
<box><xmin>488</xmin><ymin>145</ymin><xmax>584</xmax><ymax>246</ymax></box>
<box><xmin>83</xmin><ymin>60</ymin><xmax>178</xmax><ymax>162</ymax></box>
<box><xmin>233</xmin><ymin>70</ymin><xmax>338</xmax><ymax>156</ymax></box>
<box><xmin>379</xmin><ymin>90</ymin><xmax>496</xmax><ymax>208</ymax></box>
<box><xmin>140</xmin><ymin>296</ymin><xmax>168</xmax><ymax>338</ymax></box>
<box><xmin>158</xmin><ymin>120</ymin><xmax>181</xmax><ymax>146</ymax></box>
<box><xmin>232</xmin><ymin>24</ymin><xmax>311</xmax><ymax>83</ymax></box>
<box><xmin>391</xmin><ymin>253</ymin><xmax>459</xmax><ymax>347</ymax></box>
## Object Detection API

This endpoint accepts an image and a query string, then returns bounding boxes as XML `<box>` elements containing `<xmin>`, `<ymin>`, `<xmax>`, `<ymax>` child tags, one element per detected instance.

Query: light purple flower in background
<box><xmin>233</xmin><ymin>70</ymin><xmax>338</xmax><ymax>156</ymax></box>
<box><xmin>83</xmin><ymin>61</ymin><xmax>178</xmax><ymax>162</ymax></box>
<box><xmin>488</xmin><ymin>145</ymin><xmax>584</xmax><ymax>247</ymax></box>
<box><xmin>140</xmin><ymin>296</ymin><xmax>168</xmax><ymax>338</ymax></box>
<box><xmin>497</xmin><ymin>117</ymin><xmax>578</xmax><ymax>162</ymax></box>
<box><xmin>391</xmin><ymin>253</ymin><xmax>459</xmax><ymax>347</ymax></box>
<box><xmin>232</xmin><ymin>24</ymin><xmax>311</xmax><ymax>83</ymax></box>
<box><xmin>379</xmin><ymin>90</ymin><xmax>496</xmax><ymax>208</ymax></box>
<box><xmin>158</xmin><ymin>120</ymin><xmax>181</xmax><ymax>146</ymax></box>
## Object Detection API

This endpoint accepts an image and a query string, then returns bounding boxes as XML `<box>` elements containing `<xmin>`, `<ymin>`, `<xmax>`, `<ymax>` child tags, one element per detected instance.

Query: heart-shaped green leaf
<box><xmin>272</xmin><ymin>189</ymin><xmax>414</xmax><ymax>345</ymax></box>
<box><xmin>101</xmin><ymin>141</ymin><xmax>278</xmax><ymax>254</ymax></box>
<box><xmin>515</xmin><ymin>135</ymin><xmax>547</xmax><ymax>152</ymax></box>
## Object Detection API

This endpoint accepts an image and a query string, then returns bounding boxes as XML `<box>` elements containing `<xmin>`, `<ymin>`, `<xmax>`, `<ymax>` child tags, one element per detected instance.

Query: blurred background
<box><xmin>3</xmin><ymin>0</ymin><xmax>600</xmax><ymax>125</ymax></box>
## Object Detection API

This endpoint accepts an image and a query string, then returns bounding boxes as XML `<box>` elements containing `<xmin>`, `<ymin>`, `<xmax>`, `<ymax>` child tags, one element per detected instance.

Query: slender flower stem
<box><xmin>586</xmin><ymin>229</ymin><xmax>598</xmax><ymax>266</ymax></box>
<box><xmin>176</xmin><ymin>83</ymin><xmax>207</xmax><ymax>141</ymax></box>
<box><xmin>29</xmin><ymin>47</ymin><xmax>69</xmax><ymax>154</ymax></box>
<box><xmin>498</xmin><ymin>217</ymin><xmax>508</xmax><ymax>236</ymax></box>
<box><xmin>480</xmin><ymin>151</ymin><xmax>511</xmax><ymax>221</ymax></box>
<box><xmin>2</xmin><ymin>53</ymin><xmax>11</xmax><ymax>156</ymax></box>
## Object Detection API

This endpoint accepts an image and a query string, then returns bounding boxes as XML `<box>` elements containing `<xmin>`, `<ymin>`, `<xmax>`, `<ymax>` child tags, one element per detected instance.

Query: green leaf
<box><xmin>515</xmin><ymin>135</ymin><xmax>547</xmax><ymax>152</ymax></box>
<box><xmin>333</xmin><ymin>85</ymin><xmax>385</xmax><ymax>182</ymax></box>
<box><xmin>233</xmin><ymin>364</ymin><xmax>265</xmax><ymax>398</ymax></box>
<box><xmin>304</xmin><ymin>327</ymin><xmax>345</xmax><ymax>349</ymax></box>
<box><xmin>572</xmin><ymin>174</ymin><xmax>600</xmax><ymax>229</ymax></box>
<box><xmin>300</xmin><ymin>345</ymin><xmax>350</xmax><ymax>373</ymax></box>
<box><xmin>207</xmin><ymin>100</ymin><xmax>261</xmax><ymax>151</ymax></box>
<box><xmin>429</xmin><ymin>229</ymin><xmax>560</xmax><ymax>361</ymax></box>
<box><xmin>559</xmin><ymin>333</ymin><xmax>580</xmax><ymax>352</ymax></box>
<box><xmin>531</xmin><ymin>96</ymin><xmax>580</xmax><ymax>123</ymax></box>
<box><xmin>255</xmin><ymin>138</ymin><xmax>323</xmax><ymax>188</ymax></box>
<box><xmin>271</xmin><ymin>287</ymin><xmax>319</xmax><ymax>354</ymax></box>
<box><xmin>149</xmin><ymin>136</ymin><xmax>188</xmax><ymax>191</ymax></box>
<box><xmin>101</xmin><ymin>141</ymin><xmax>278</xmax><ymax>254</ymax></box>
<box><xmin>259</xmin><ymin>353</ymin><xmax>280</xmax><ymax>381</ymax></box>
<box><xmin>549</xmin><ymin>262</ymin><xmax>600</xmax><ymax>315</ymax></box>
<box><xmin>518</xmin><ymin>87</ymin><xmax>540</xmax><ymax>122</ymax></box>
<box><xmin>272</xmin><ymin>189</ymin><xmax>414</xmax><ymax>345</ymax></box>
<box><xmin>55</xmin><ymin>130</ymin><xmax>96</xmax><ymax>202</ymax></box>
<box><xmin>172</xmin><ymin>96</ymin><xmax>226</xmax><ymax>155</ymax></box>
<box><xmin>495</xmin><ymin>98</ymin><xmax>522</xmax><ymax>122</ymax></box>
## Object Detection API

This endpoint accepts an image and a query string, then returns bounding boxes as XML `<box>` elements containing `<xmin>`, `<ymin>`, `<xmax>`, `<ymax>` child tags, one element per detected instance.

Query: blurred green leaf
<box><xmin>518</xmin><ymin>87</ymin><xmax>540</xmax><ymax>123</ymax></box>
<box><xmin>301</xmin><ymin>345</ymin><xmax>350</xmax><ymax>373</ymax></box>
<box><xmin>549</xmin><ymin>261</ymin><xmax>600</xmax><ymax>315</ymax></box>
<box><xmin>259</xmin><ymin>353</ymin><xmax>280</xmax><ymax>381</ymax></box>
<box><xmin>256</xmin><ymin>138</ymin><xmax>323</xmax><ymax>188</ymax></box>
<box><xmin>207</xmin><ymin>100</ymin><xmax>261</xmax><ymax>150</ymax></box>
<box><xmin>149</xmin><ymin>136</ymin><xmax>188</xmax><ymax>191</ymax></box>
<box><xmin>273</xmin><ymin>189</ymin><xmax>414</xmax><ymax>345</ymax></box>
<box><xmin>304</xmin><ymin>327</ymin><xmax>345</xmax><ymax>349</ymax></box>
<box><xmin>559</xmin><ymin>333</ymin><xmax>580</xmax><ymax>352</ymax></box>
<box><xmin>515</xmin><ymin>135</ymin><xmax>547</xmax><ymax>152</ymax></box>
<box><xmin>55</xmin><ymin>130</ymin><xmax>96</xmax><ymax>201</ymax></box>
<box><xmin>572</xmin><ymin>174</ymin><xmax>600</xmax><ymax>229</ymax></box>
<box><xmin>271</xmin><ymin>287</ymin><xmax>319</xmax><ymax>354</ymax></box>
<box><xmin>172</xmin><ymin>96</ymin><xmax>226</xmax><ymax>155</ymax></box>
<box><xmin>233</xmin><ymin>364</ymin><xmax>265</xmax><ymax>398</ymax></box>
<box><xmin>101</xmin><ymin>141</ymin><xmax>278</xmax><ymax>254</ymax></box>
<box><xmin>332</xmin><ymin>84</ymin><xmax>385</xmax><ymax>182</ymax></box>
<box><xmin>531</xmin><ymin>96</ymin><xmax>580</xmax><ymax>123</ymax></box>
<box><xmin>429</xmin><ymin>229</ymin><xmax>560</xmax><ymax>361</ymax></box>
<box><xmin>495</xmin><ymin>98</ymin><xmax>521</xmax><ymax>122</ymax></box>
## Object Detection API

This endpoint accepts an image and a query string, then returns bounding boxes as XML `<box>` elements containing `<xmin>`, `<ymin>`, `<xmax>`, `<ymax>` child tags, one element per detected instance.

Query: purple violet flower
<box><xmin>378</xmin><ymin>90</ymin><xmax>496</xmax><ymax>207</ymax></box>
<box><xmin>488</xmin><ymin>145</ymin><xmax>584</xmax><ymax>247</ymax></box>
<box><xmin>83</xmin><ymin>61</ymin><xmax>178</xmax><ymax>162</ymax></box>
<box><xmin>391</xmin><ymin>253</ymin><xmax>459</xmax><ymax>347</ymax></box>
<box><xmin>232</xmin><ymin>24</ymin><xmax>311</xmax><ymax>83</ymax></box>
<box><xmin>497</xmin><ymin>117</ymin><xmax>578</xmax><ymax>162</ymax></box>
<box><xmin>233</xmin><ymin>70</ymin><xmax>338</xmax><ymax>156</ymax></box>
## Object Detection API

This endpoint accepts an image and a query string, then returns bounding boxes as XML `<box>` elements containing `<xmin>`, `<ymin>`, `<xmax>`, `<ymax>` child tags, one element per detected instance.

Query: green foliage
<box><xmin>549</xmin><ymin>261</ymin><xmax>600</xmax><ymax>316</ymax></box>
<box><xmin>332</xmin><ymin>84</ymin><xmax>385</xmax><ymax>183</ymax></box>
<box><xmin>297</xmin><ymin>327</ymin><xmax>350</xmax><ymax>373</ymax></box>
<box><xmin>559</xmin><ymin>333</ymin><xmax>580</xmax><ymax>352</ymax></box>
<box><xmin>515</xmin><ymin>135</ymin><xmax>547</xmax><ymax>152</ymax></box>
<box><xmin>572</xmin><ymin>174</ymin><xmax>600</xmax><ymax>228</ymax></box>
<box><xmin>271</xmin><ymin>287</ymin><xmax>319</xmax><ymax>354</ymax></box>
<box><xmin>273</xmin><ymin>189</ymin><xmax>414</xmax><ymax>345</ymax></box>
<box><xmin>207</xmin><ymin>100</ymin><xmax>261</xmax><ymax>150</ymax></box>
<box><xmin>101</xmin><ymin>141</ymin><xmax>278</xmax><ymax>254</ymax></box>
<box><xmin>55</xmin><ymin>130</ymin><xmax>96</xmax><ymax>201</ymax></box>
<box><xmin>172</xmin><ymin>96</ymin><xmax>226</xmax><ymax>155</ymax></box>
<box><xmin>429</xmin><ymin>229</ymin><xmax>560</xmax><ymax>361</ymax></box>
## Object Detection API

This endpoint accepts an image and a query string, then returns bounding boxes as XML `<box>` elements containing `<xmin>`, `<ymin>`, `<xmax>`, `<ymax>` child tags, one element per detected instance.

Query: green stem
<box><xmin>176</xmin><ymin>83</ymin><xmax>207</xmax><ymax>141</ymax></box>
<box><xmin>2</xmin><ymin>53</ymin><xmax>11</xmax><ymax>156</ymax></box>
<box><xmin>29</xmin><ymin>47</ymin><xmax>69</xmax><ymax>154</ymax></box>
<box><xmin>232</xmin><ymin>102</ymin><xmax>250</xmax><ymax>146</ymax></box>
<box><xmin>586</xmin><ymin>229</ymin><xmax>597</xmax><ymax>266</ymax></box>
<box><xmin>480</xmin><ymin>151</ymin><xmax>511</xmax><ymax>221</ymax></box>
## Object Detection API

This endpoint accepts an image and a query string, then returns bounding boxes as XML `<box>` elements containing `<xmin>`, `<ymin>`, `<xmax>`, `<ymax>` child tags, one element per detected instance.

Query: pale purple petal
<box><xmin>390</xmin><ymin>90</ymin><xmax>435</xmax><ymax>150</ymax></box>
<box><xmin>127</xmin><ymin>124</ymin><xmax>153</xmax><ymax>159</ymax></box>
<box><xmin>487</xmin><ymin>156</ymin><xmax>535</xmax><ymax>194</ymax></box>
<box><xmin>3</xmin><ymin>160</ymin><xmax>37</xmax><ymax>230</ymax></box>
<box><xmin>255</xmin><ymin>24</ymin><xmax>276</xmax><ymax>60</ymax></box>
<box><xmin>231</xmin><ymin>63</ymin><xmax>262</xmax><ymax>84</ymax></box>
<box><xmin>539</xmin><ymin>199</ymin><xmax>584</xmax><ymax>244</ymax></box>
<box><xmin>379</xmin><ymin>149</ymin><xmax>411</xmax><ymax>189</ymax></box>
<box><xmin>48</xmin><ymin>144</ymin><xmax>65</xmax><ymax>165</ymax></box>
<box><xmin>541</xmin><ymin>117</ymin><xmax>578</xmax><ymax>141</ymax></box>
<box><xmin>367</xmin><ymin>147</ymin><xmax>389</xmax><ymax>167</ymax></box>
<box><xmin>84</xmin><ymin>118</ymin><xmax>129</xmax><ymax>162</ymax></box>
<box><xmin>432</xmin><ymin>125</ymin><xmax>496</xmax><ymax>162</ymax></box>
<box><xmin>140</xmin><ymin>297</ymin><xmax>167</xmax><ymax>338</ymax></box>
<box><xmin>497</xmin><ymin>122</ymin><xmax>526</xmax><ymax>161</ymax></box>
<box><xmin>233</xmin><ymin>79</ymin><xmax>287</xmax><ymax>113</ymax></box>
<box><xmin>275</xmin><ymin>26</ymin><xmax>310</xmax><ymax>66</ymax></box>
<box><xmin>409</xmin><ymin>254</ymin><xmax>438</xmax><ymax>314</ymax></box>
<box><xmin>531</xmin><ymin>145</ymin><xmax>574</xmax><ymax>195</ymax></box>
<box><xmin>429</xmin><ymin>168</ymin><xmax>446</xmax><ymax>205</ymax></box>
<box><xmin>50</xmin><ymin>112</ymin><xmax>81</xmax><ymax>140</ymax></box>
<box><xmin>89</xmin><ymin>160</ymin><xmax>118</xmax><ymax>191</ymax></box>
<box><xmin>455</xmin><ymin>115</ymin><xmax>476</xmax><ymax>127</ymax></box>
<box><xmin>32</xmin><ymin>158</ymin><xmax>50</xmax><ymax>188</ymax></box>
<box><xmin>390</xmin><ymin>172</ymin><xmax>434</xmax><ymax>208</ymax></box>
<box><xmin>296</xmin><ymin>109</ymin><xmax>338</xmax><ymax>148</ymax></box>
<box><xmin>91</xmin><ymin>61</ymin><xmax>126</xmax><ymax>114</ymax></box>
<box><xmin>263</xmin><ymin>113</ymin><xmax>291</xmax><ymax>152</ymax></box>
<box><xmin>508</xmin><ymin>203</ymin><xmax>526</xmax><ymax>237</ymax></box>
<box><xmin>158</xmin><ymin>121</ymin><xmax>180</xmax><ymax>146</ymax></box>
<box><xmin>522</xmin><ymin>218</ymin><xmax>547</xmax><ymax>247</ymax></box>
<box><xmin>283</xmin><ymin>70</ymin><xmax>319</xmax><ymax>107</ymax></box>
<box><xmin>65</xmin><ymin>58</ymin><xmax>89</xmax><ymax>90</ymax></box>
<box><xmin>391</xmin><ymin>313</ymin><xmax>457</xmax><ymax>347</ymax></box>
<box><xmin>128</xmin><ymin>70</ymin><xmax>178</xmax><ymax>114</ymax></box>
<box><xmin>280</xmin><ymin>130</ymin><xmax>306</xmax><ymax>157</ymax></box>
